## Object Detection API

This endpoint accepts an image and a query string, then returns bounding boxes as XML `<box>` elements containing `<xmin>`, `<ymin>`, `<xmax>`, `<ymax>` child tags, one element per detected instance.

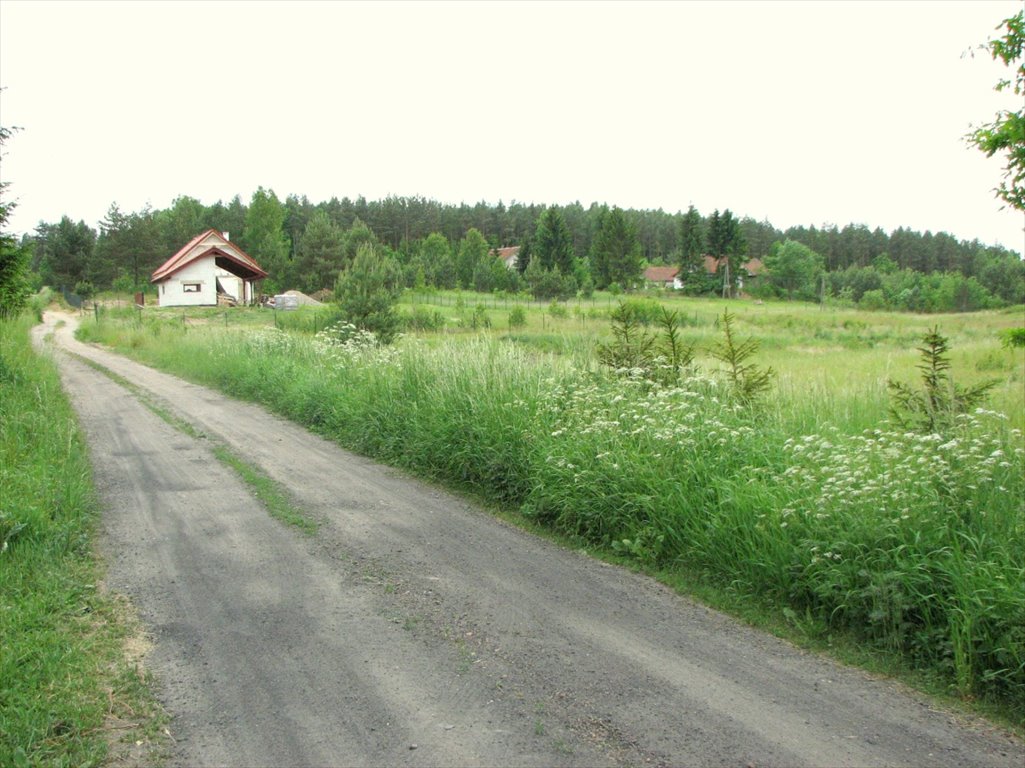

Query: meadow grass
<box><xmin>0</xmin><ymin>315</ymin><xmax>164</xmax><ymax>767</ymax></box>
<box><xmin>78</xmin><ymin>297</ymin><xmax>1025</xmax><ymax>721</ymax></box>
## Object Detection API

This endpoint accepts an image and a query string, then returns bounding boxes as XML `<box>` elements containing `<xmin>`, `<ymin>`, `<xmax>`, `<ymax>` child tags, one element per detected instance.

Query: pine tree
<box><xmin>678</xmin><ymin>205</ymin><xmax>705</xmax><ymax>274</ymax></box>
<box><xmin>532</xmin><ymin>207</ymin><xmax>575</xmax><ymax>274</ymax></box>
<box><xmin>591</xmin><ymin>206</ymin><xmax>641</xmax><ymax>289</ymax></box>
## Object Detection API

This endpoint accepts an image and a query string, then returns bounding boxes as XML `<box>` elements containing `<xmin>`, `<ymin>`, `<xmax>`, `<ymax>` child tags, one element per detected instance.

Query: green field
<box><xmin>77</xmin><ymin>291</ymin><xmax>1025</xmax><ymax>722</ymax></box>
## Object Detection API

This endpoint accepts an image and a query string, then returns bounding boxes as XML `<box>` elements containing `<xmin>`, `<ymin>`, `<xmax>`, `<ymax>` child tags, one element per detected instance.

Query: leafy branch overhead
<box><xmin>967</xmin><ymin>10</ymin><xmax>1025</xmax><ymax>212</ymax></box>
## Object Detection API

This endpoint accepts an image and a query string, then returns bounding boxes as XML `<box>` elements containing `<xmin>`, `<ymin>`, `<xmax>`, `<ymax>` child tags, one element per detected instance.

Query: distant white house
<box><xmin>151</xmin><ymin>230</ymin><xmax>267</xmax><ymax>307</ymax></box>
<box><xmin>643</xmin><ymin>265</ymin><xmax>683</xmax><ymax>290</ymax></box>
<box><xmin>491</xmin><ymin>246</ymin><xmax>521</xmax><ymax>270</ymax></box>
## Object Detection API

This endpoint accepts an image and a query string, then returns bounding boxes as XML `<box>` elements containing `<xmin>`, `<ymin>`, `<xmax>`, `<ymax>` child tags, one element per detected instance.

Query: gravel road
<box><xmin>36</xmin><ymin>311</ymin><xmax>1023</xmax><ymax>767</ymax></box>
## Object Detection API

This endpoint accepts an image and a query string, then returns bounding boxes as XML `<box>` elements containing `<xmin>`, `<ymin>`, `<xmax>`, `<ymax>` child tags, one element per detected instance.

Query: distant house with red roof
<box><xmin>643</xmin><ymin>265</ymin><xmax>682</xmax><ymax>289</ymax></box>
<box><xmin>491</xmin><ymin>245</ymin><xmax>521</xmax><ymax>270</ymax></box>
<box><xmin>646</xmin><ymin>257</ymin><xmax>765</xmax><ymax>291</ymax></box>
<box><xmin>151</xmin><ymin>230</ymin><xmax>267</xmax><ymax>307</ymax></box>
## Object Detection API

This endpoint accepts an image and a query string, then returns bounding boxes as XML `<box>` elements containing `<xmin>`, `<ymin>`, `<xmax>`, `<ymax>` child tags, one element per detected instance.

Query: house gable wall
<box><xmin>157</xmin><ymin>258</ymin><xmax>218</xmax><ymax>307</ymax></box>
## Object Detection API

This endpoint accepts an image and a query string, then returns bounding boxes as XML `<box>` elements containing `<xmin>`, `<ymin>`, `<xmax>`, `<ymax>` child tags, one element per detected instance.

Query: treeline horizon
<box><xmin>23</xmin><ymin>190</ymin><xmax>1024</xmax><ymax>309</ymax></box>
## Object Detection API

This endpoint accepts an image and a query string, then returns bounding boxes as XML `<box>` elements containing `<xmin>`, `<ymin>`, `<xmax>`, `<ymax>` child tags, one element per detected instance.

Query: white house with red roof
<box><xmin>151</xmin><ymin>230</ymin><xmax>268</xmax><ymax>307</ymax></box>
<box><xmin>643</xmin><ymin>265</ymin><xmax>682</xmax><ymax>289</ymax></box>
<box><xmin>490</xmin><ymin>246</ymin><xmax>521</xmax><ymax>270</ymax></box>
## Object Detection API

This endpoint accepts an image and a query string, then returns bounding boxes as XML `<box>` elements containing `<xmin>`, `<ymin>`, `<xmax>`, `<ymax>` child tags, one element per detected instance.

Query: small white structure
<box><xmin>151</xmin><ymin>230</ymin><xmax>268</xmax><ymax>307</ymax></box>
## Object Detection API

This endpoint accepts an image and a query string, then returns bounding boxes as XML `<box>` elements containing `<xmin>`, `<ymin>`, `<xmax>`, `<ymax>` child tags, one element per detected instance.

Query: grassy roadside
<box><xmin>0</xmin><ymin>314</ymin><xmax>166</xmax><ymax>767</ymax></box>
<box><xmin>77</xmin><ymin>305</ymin><xmax>1025</xmax><ymax>728</ymax></box>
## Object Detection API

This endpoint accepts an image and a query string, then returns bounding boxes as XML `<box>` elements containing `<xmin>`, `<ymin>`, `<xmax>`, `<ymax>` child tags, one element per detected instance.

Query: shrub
<box><xmin>405</xmin><ymin>305</ymin><xmax>445</xmax><ymax>332</ymax></box>
<box><xmin>1001</xmin><ymin>326</ymin><xmax>1025</xmax><ymax>349</ymax></box>
<box><xmin>508</xmin><ymin>306</ymin><xmax>527</xmax><ymax>329</ymax></box>
<box><xmin>470</xmin><ymin>303</ymin><xmax>491</xmax><ymax>330</ymax></box>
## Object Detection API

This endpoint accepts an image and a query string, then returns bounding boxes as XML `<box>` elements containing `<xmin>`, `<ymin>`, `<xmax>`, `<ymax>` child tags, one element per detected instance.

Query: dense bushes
<box><xmin>828</xmin><ymin>265</ymin><xmax>1016</xmax><ymax>312</ymax></box>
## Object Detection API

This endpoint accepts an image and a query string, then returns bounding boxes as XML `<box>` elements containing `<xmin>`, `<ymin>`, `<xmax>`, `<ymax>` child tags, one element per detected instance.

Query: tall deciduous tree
<box><xmin>764</xmin><ymin>239</ymin><xmax>824</xmax><ymax>300</ymax></box>
<box><xmin>456</xmin><ymin>227</ymin><xmax>489</xmax><ymax>289</ymax></box>
<box><xmin>532</xmin><ymin>207</ymin><xmax>575</xmax><ymax>274</ymax></box>
<box><xmin>967</xmin><ymin>11</ymin><xmax>1025</xmax><ymax>212</ymax></box>
<box><xmin>242</xmin><ymin>187</ymin><xmax>291</xmax><ymax>291</ymax></box>
<box><xmin>419</xmin><ymin>232</ymin><xmax>456</xmax><ymax>288</ymax></box>
<box><xmin>158</xmin><ymin>195</ymin><xmax>207</xmax><ymax>255</ymax></box>
<box><xmin>591</xmin><ymin>206</ymin><xmax>642</xmax><ymax>289</ymax></box>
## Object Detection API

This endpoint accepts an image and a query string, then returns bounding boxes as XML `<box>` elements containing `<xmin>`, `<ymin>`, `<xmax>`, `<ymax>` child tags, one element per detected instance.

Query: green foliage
<box><xmin>334</xmin><ymin>243</ymin><xmax>403</xmax><ymax>343</ymax></box>
<box><xmin>33</xmin><ymin>216</ymin><xmax>97</xmax><ymax>289</ymax></box>
<box><xmin>157</xmin><ymin>195</ymin><xmax>207</xmax><ymax>252</ymax></box>
<box><xmin>677</xmin><ymin>204</ymin><xmax>705</xmax><ymax>276</ymax></box>
<box><xmin>420</xmin><ymin>232</ymin><xmax>456</xmax><ymax>289</ymax></box>
<box><xmin>709</xmin><ymin>309</ymin><xmax>774</xmax><ymax>403</ymax></box>
<box><xmin>404</xmin><ymin>305</ymin><xmax>445</xmax><ymax>332</ymax></box>
<box><xmin>524</xmin><ymin>258</ymin><xmax>574</xmax><ymax>300</ymax></box>
<box><xmin>532</xmin><ymin>207</ymin><xmax>575</xmax><ymax>275</ymax></box>
<box><xmin>764</xmin><ymin>239</ymin><xmax>824</xmax><ymax>300</ymax></box>
<box><xmin>706</xmin><ymin>208</ymin><xmax>745</xmax><ymax>259</ymax></box>
<box><xmin>967</xmin><ymin>10</ymin><xmax>1025</xmax><ymax>212</ymax></box>
<box><xmin>295</xmin><ymin>211</ymin><xmax>345</xmax><ymax>293</ymax></box>
<box><xmin>456</xmin><ymin>227</ymin><xmax>490</xmax><ymax>289</ymax></box>
<box><xmin>547</xmin><ymin>300</ymin><xmax>568</xmax><ymax>319</ymax></box>
<box><xmin>590</xmin><ymin>206</ymin><xmax>642</xmax><ymax>290</ymax></box>
<box><xmin>0</xmin><ymin>236</ymin><xmax>31</xmax><ymax>320</ymax></box>
<box><xmin>888</xmin><ymin>327</ymin><xmax>997</xmax><ymax>433</ymax></box>
<box><xmin>242</xmin><ymin>187</ymin><xmax>292</xmax><ymax>292</ymax></box>
<box><xmin>596</xmin><ymin>302</ymin><xmax>694</xmax><ymax>385</ymax></box>
<box><xmin>470</xmin><ymin>303</ymin><xmax>491</xmax><ymax>330</ymax></box>
<box><xmin>0</xmin><ymin>124</ymin><xmax>32</xmax><ymax>319</ymax></box>
<box><xmin>25</xmin><ymin>189</ymin><xmax>1022</xmax><ymax>308</ymax></box>
<box><xmin>596</xmin><ymin>301</ymin><xmax>655</xmax><ymax>372</ymax></box>
<box><xmin>1001</xmin><ymin>326</ymin><xmax>1025</xmax><ymax>348</ymax></box>
<box><xmin>508</xmin><ymin>305</ymin><xmax>527</xmax><ymax>329</ymax></box>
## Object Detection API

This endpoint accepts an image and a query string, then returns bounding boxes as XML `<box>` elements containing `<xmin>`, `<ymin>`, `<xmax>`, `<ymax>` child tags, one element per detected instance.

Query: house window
<box><xmin>182</xmin><ymin>282</ymin><xmax>202</xmax><ymax>293</ymax></box>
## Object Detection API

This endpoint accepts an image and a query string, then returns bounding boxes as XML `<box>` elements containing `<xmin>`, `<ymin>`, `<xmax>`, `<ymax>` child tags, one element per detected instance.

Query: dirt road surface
<box><xmin>34</xmin><ymin>311</ymin><xmax>1023</xmax><ymax>767</ymax></box>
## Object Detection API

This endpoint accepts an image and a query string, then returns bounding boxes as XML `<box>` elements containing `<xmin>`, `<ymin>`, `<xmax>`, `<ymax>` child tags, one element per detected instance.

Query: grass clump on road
<box><xmin>0</xmin><ymin>315</ymin><xmax>163</xmax><ymax>766</ymax></box>
<box><xmin>78</xmin><ymin>305</ymin><xmax>1025</xmax><ymax>721</ymax></box>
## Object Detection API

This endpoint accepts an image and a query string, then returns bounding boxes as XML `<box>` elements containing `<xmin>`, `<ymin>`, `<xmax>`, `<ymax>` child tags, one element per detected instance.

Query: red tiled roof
<box><xmin>643</xmin><ymin>266</ymin><xmax>679</xmax><ymax>283</ymax></box>
<box><xmin>151</xmin><ymin>229</ymin><xmax>268</xmax><ymax>283</ymax></box>
<box><xmin>744</xmin><ymin>257</ymin><xmax>765</xmax><ymax>275</ymax></box>
<box><xmin>701</xmin><ymin>255</ymin><xmax>763</xmax><ymax>275</ymax></box>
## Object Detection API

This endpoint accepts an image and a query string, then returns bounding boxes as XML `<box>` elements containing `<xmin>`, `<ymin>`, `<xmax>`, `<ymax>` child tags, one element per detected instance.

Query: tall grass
<box><xmin>0</xmin><ymin>315</ymin><xmax>159</xmax><ymax>766</ymax></box>
<box><xmin>79</xmin><ymin>308</ymin><xmax>1025</xmax><ymax>717</ymax></box>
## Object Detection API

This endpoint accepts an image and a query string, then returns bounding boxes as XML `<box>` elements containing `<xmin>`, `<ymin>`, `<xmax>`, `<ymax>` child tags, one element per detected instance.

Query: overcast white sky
<box><xmin>1</xmin><ymin>0</ymin><xmax>1023</xmax><ymax>253</ymax></box>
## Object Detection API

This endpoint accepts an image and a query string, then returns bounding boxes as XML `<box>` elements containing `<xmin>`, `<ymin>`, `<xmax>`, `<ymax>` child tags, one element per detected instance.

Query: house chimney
<box><xmin>222</xmin><ymin>231</ymin><xmax>230</xmax><ymax>241</ymax></box>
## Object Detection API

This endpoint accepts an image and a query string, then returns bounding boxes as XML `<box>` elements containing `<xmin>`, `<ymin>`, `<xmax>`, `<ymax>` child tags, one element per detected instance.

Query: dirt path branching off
<box><xmin>38</xmin><ymin>311</ymin><xmax>1024</xmax><ymax>768</ymax></box>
